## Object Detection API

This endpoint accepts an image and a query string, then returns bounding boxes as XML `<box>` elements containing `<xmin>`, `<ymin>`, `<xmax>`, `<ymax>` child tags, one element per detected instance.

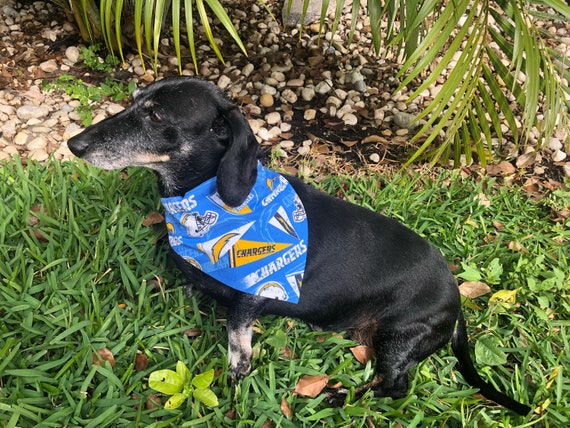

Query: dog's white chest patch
<box><xmin>162</xmin><ymin>163</ymin><xmax>308</xmax><ymax>304</ymax></box>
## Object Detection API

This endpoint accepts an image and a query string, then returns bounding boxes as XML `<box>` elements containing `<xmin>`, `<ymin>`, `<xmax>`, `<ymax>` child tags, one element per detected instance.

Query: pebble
<box><xmin>65</xmin><ymin>46</ymin><xmax>80</xmax><ymax>63</ymax></box>
<box><xmin>39</xmin><ymin>59</ymin><xmax>58</xmax><ymax>73</ymax></box>
<box><xmin>552</xmin><ymin>150</ymin><xmax>567</xmax><ymax>162</ymax></box>
<box><xmin>17</xmin><ymin>105</ymin><xmax>50</xmax><ymax>121</ymax></box>
<box><xmin>304</xmin><ymin>109</ymin><xmax>317</xmax><ymax>120</ymax></box>
<box><xmin>260</xmin><ymin>93</ymin><xmax>274</xmax><ymax>107</ymax></box>
<box><xmin>315</xmin><ymin>80</ymin><xmax>333</xmax><ymax>94</ymax></box>
<box><xmin>265</xmin><ymin>111</ymin><xmax>281</xmax><ymax>125</ymax></box>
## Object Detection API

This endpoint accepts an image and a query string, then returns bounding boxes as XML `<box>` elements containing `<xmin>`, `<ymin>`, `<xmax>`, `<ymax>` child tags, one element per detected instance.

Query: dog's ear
<box><xmin>216</xmin><ymin>107</ymin><xmax>259</xmax><ymax>207</ymax></box>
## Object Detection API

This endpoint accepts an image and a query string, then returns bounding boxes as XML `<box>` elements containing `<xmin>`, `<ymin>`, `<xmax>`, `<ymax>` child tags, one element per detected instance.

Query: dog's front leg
<box><xmin>226</xmin><ymin>294</ymin><xmax>266</xmax><ymax>382</ymax></box>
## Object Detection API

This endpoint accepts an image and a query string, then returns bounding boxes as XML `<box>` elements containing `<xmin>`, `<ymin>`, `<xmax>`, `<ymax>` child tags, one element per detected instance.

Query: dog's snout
<box><xmin>67</xmin><ymin>133</ymin><xmax>89</xmax><ymax>158</ymax></box>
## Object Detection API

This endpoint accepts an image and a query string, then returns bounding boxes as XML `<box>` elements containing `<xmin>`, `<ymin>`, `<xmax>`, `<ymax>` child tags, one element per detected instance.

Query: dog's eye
<box><xmin>148</xmin><ymin>110</ymin><xmax>162</xmax><ymax>123</ymax></box>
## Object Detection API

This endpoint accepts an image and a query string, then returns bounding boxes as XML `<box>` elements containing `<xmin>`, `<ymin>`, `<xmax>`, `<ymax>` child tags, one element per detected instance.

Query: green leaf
<box><xmin>176</xmin><ymin>360</ymin><xmax>191</xmax><ymax>386</ymax></box>
<box><xmin>164</xmin><ymin>392</ymin><xmax>189</xmax><ymax>409</ymax></box>
<box><xmin>192</xmin><ymin>368</ymin><xmax>214</xmax><ymax>389</ymax></box>
<box><xmin>475</xmin><ymin>334</ymin><xmax>507</xmax><ymax>366</ymax></box>
<box><xmin>457</xmin><ymin>263</ymin><xmax>482</xmax><ymax>282</ymax></box>
<box><xmin>148</xmin><ymin>369</ymin><xmax>184</xmax><ymax>395</ymax></box>
<box><xmin>193</xmin><ymin>388</ymin><xmax>219</xmax><ymax>407</ymax></box>
<box><xmin>266</xmin><ymin>329</ymin><xmax>288</xmax><ymax>349</ymax></box>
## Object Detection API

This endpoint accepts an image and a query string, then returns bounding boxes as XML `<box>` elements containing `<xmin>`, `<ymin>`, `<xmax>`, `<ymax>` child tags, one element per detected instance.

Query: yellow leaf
<box><xmin>546</xmin><ymin>366</ymin><xmax>560</xmax><ymax>389</ymax></box>
<box><xmin>489</xmin><ymin>289</ymin><xmax>518</xmax><ymax>304</ymax></box>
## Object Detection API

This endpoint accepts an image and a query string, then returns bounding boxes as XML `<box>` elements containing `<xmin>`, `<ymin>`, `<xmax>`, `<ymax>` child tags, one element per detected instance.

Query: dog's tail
<box><xmin>451</xmin><ymin>312</ymin><xmax>531</xmax><ymax>415</ymax></box>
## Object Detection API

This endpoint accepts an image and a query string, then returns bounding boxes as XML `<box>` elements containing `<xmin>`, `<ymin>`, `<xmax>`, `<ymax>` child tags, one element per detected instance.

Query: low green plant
<box><xmin>0</xmin><ymin>158</ymin><xmax>568</xmax><ymax>426</ymax></box>
<box><xmin>149</xmin><ymin>361</ymin><xmax>219</xmax><ymax>409</ymax></box>
<box><xmin>43</xmin><ymin>75</ymin><xmax>135</xmax><ymax>126</ymax></box>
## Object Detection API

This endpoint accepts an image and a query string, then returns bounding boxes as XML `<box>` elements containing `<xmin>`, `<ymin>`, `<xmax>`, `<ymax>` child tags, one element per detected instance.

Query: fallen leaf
<box><xmin>459</xmin><ymin>281</ymin><xmax>491</xmax><ymax>299</ymax></box>
<box><xmin>142</xmin><ymin>212</ymin><xmax>164</xmax><ymax>227</ymax></box>
<box><xmin>492</xmin><ymin>221</ymin><xmax>505</xmax><ymax>231</ymax></box>
<box><xmin>486</xmin><ymin>161</ymin><xmax>515</xmax><ymax>176</ymax></box>
<box><xmin>361</xmin><ymin>134</ymin><xmax>387</xmax><ymax>144</ymax></box>
<box><xmin>184</xmin><ymin>328</ymin><xmax>202</xmax><ymax>338</ymax></box>
<box><xmin>135</xmin><ymin>353</ymin><xmax>148</xmax><ymax>371</ymax></box>
<box><xmin>93</xmin><ymin>347</ymin><xmax>115</xmax><ymax>367</ymax></box>
<box><xmin>340</xmin><ymin>140</ymin><xmax>358</xmax><ymax>148</ymax></box>
<box><xmin>146</xmin><ymin>393</ymin><xmax>161</xmax><ymax>410</ymax></box>
<box><xmin>293</xmin><ymin>375</ymin><xmax>329</xmax><ymax>397</ymax></box>
<box><xmin>350</xmin><ymin>345</ymin><xmax>375</xmax><ymax>364</ymax></box>
<box><xmin>489</xmin><ymin>289</ymin><xmax>518</xmax><ymax>304</ymax></box>
<box><xmin>476</xmin><ymin>193</ymin><xmax>491</xmax><ymax>208</ymax></box>
<box><xmin>508</xmin><ymin>241</ymin><xmax>522</xmax><ymax>252</ymax></box>
<box><xmin>516</xmin><ymin>151</ymin><xmax>536</xmax><ymax>168</ymax></box>
<box><xmin>280</xmin><ymin>397</ymin><xmax>293</xmax><ymax>419</ymax></box>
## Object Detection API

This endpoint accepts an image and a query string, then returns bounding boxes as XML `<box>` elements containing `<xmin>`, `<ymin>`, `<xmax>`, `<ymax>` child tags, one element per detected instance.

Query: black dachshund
<box><xmin>68</xmin><ymin>76</ymin><xmax>530</xmax><ymax>415</ymax></box>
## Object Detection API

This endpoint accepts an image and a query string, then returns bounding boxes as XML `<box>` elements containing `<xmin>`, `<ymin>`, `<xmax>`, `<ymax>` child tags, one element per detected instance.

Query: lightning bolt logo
<box><xmin>197</xmin><ymin>222</ymin><xmax>254</xmax><ymax>265</ymax></box>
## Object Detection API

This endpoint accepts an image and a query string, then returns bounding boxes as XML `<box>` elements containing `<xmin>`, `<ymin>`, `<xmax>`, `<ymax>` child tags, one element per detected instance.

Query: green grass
<box><xmin>0</xmin><ymin>158</ymin><xmax>568</xmax><ymax>427</ymax></box>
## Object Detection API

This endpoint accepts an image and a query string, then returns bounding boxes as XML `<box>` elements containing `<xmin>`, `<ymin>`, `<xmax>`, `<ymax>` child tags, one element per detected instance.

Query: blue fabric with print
<box><xmin>162</xmin><ymin>163</ymin><xmax>308</xmax><ymax>304</ymax></box>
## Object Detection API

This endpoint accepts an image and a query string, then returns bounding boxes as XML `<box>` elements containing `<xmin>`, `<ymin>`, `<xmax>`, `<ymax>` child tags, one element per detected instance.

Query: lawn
<box><xmin>0</xmin><ymin>158</ymin><xmax>568</xmax><ymax>427</ymax></box>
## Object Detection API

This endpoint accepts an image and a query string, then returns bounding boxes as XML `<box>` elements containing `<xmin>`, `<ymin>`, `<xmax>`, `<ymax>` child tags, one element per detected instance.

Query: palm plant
<box><xmin>53</xmin><ymin>0</ymin><xmax>570</xmax><ymax>165</ymax></box>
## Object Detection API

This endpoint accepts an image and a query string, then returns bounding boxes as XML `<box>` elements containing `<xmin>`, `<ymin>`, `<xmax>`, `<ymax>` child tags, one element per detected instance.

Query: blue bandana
<box><xmin>162</xmin><ymin>163</ymin><xmax>308</xmax><ymax>304</ymax></box>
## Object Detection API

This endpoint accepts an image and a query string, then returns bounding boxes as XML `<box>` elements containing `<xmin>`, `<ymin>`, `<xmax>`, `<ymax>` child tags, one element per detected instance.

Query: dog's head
<box><xmin>67</xmin><ymin>76</ymin><xmax>259</xmax><ymax>206</ymax></box>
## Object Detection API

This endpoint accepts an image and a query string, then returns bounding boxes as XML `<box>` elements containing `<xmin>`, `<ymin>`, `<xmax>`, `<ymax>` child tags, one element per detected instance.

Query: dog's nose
<box><xmin>67</xmin><ymin>134</ymin><xmax>89</xmax><ymax>157</ymax></box>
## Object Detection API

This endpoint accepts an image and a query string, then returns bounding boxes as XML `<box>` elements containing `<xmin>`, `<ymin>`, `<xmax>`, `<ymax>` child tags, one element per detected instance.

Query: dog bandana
<box><xmin>162</xmin><ymin>162</ymin><xmax>308</xmax><ymax>304</ymax></box>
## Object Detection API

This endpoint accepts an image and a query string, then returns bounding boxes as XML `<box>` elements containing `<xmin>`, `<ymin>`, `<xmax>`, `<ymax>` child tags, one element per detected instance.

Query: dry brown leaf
<box><xmin>361</xmin><ymin>135</ymin><xmax>386</xmax><ymax>144</ymax></box>
<box><xmin>486</xmin><ymin>161</ymin><xmax>515</xmax><ymax>176</ymax></box>
<box><xmin>93</xmin><ymin>347</ymin><xmax>115</xmax><ymax>367</ymax></box>
<box><xmin>293</xmin><ymin>375</ymin><xmax>329</xmax><ymax>397</ymax></box>
<box><xmin>350</xmin><ymin>345</ymin><xmax>375</xmax><ymax>364</ymax></box>
<box><xmin>184</xmin><ymin>328</ymin><xmax>202</xmax><ymax>338</ymax></box>
<box><xmin>142</xmin><ymin>212</ymin><xmax>164</xmax><ymax>227</ymax></box>
<box><xmin>516</xmin><ymin>151</ymin><xmax>536</xmax><ymax>168</ymax></box>
<box><xmin>508</xmin><ymin>241</ymin><xmax>523</xmax><ymax>252</ymax></box>
<box><xmin>476</xmin><ymin>193</ymin><xmax>491</xmax><ymax>208</ymax></box>
<box><xmin>459</xmin><ymin>281</ymin><xmax>491</xmax><ymax>299</ymax></box>
<box><xmin>280</xmin><ymin>397</ymin><xmax>293</xmax><ymax>419</ymax></box>
<box><xmin>134</xmin><ymin>353</ymin><xmax>148</xmax><ymax>371</ymax></box>
<box><xmin>146</xmin><ymin>393</ymin><xmax>161</xmax><ymax>410</ymax></box>
<box><xmin>492</xmin><ymin>221</ymin><xmax>505</xmax><ymax>231</ymax></box>
<box><xmin>340</xmin><ymin>140</ymin><xmax>358</xmax><ymax>148</ymax></box>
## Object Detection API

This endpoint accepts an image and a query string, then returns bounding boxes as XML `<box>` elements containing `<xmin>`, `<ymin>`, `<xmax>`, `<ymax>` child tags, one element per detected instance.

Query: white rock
<box><xmin>29</xmin><ymin>149</ymin><xmax>49</xmax><ymax>162</ymax></box>
<box><xmin>304</xmin><ymin>109</ymin><xmax>317</xmax><ymax>120</ymax></box>
<box><xmin>342</xmin><ymin>113</ymin><xmax>358</xmax><ymax>126</ymax></box>
<box><xmin>280</xmin><ymin>140</ymin><xmax>295</xmax><ymax>149</ymax></box>
<box><xmin>547</xmin><ymin>137</ymin><xmax>562</xmax><ymax>151</ymax></box>
<box><xmin>315</xmin><ymin>80</ymin><xmax>333</xmax><ymax>94</ymax></box>
<box><xmin>39</xmin><ymin>59</ymin><xmax>58</xmax><ymax>73</ymax></box>
<box><xmin>27</xmin><ymin>135</ymin><xmax>47</xmax><ymax>150</ymax></box>
<box><xmin>265</xmin><ymin>111</ymin><xmax>281</xmax><ymax>125</ymax></box>
<box><xmin>17</xmin><ymin>105</ymin><xmax>49</xmax><ymax>120</ymax></box>
<box><xmin>369</xmin><ymin>153</ymin><xmax>381</xmax><ymax>163</ymax></box>
<box><xmin>281</xmin><ymin>89</ymin><xmax>297</xmax><ymax>104</ymax></box>
<box><xmin>107</xmin><ymin>103</ymin><xmax>124</xmax><ymax>115</ymax></box>
<box><xmin>301</xmin><ymin>87</ymin><xmax>315</xmax><ymax>101</ymax></box>
<box><xmin>217</xmin><ymin>75</ymin><xmax>232</xmax><ymax>90</ymax></box>
<box><xmin>65</xmin><ymin>46</ymin><xmax>80</xmax><ymax>63</ymax></box>
<box><xmin>14</xmin><ymin>131</ymin><xmax>30</xmax><ymax>146</ymax></box>
<box><xmin>287</xmin><ymin>79</ymin><xmax>304</xmax><ymax>87</ymax></box>
<box><xmin>563</xmin><ymin>164</ymin><xmax>570</xmax><ymax>177</ymax></box>
<box><xmin>248</xmin><ymin>119</ymin><xmax>264</xmax><ymax>135</ymax></box>
<box><xmin>242</xmin><ymin>63</ymin><xmax>255</xmax><ymax>77</ymax></box>
<box><xmin>552</xmin><ymin>150</ymin><xmax>567</xmax><ymax>162</ymax></box>
<box><xmin>326</xmin><ymin>96</ymin><xmax>342</xmax><ymax>108</ymax></box>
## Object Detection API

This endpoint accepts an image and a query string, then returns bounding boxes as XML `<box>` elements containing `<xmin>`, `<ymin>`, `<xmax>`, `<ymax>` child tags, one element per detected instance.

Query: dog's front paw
<box><xmin>229</xmin><ymin>359</ymin><xmax>251</xmax><ymax>383</ymax></box>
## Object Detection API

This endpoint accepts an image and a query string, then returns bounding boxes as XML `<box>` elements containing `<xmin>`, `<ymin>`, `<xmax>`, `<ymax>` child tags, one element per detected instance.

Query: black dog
<box><xmin>68</xmin><ymin>76</ymin><xmax>530</xmax><ymax>415</ymax></box>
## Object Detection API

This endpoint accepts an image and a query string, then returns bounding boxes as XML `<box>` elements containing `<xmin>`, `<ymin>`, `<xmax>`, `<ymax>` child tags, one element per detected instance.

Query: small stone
<box><xmin>27</xmin><ymin>135</ymin><xmax>47</xmax><ymax>150</ymax></box>
<box><xmin>29</xmin><ymin>149</ymin><xmax>49</xmax><ymax>162</ymax></box>
<box><xmin>39</xmin><ymin>59</ymin><xmax>58</xmax><ymax>73</ymax></box>
<box><xmin>260</xmin><ymin>93</ymin><xmax>274</xmax><ymax>107</ymax></box>
<box><xmin>257</xmin><ymin>127</ymin><xmax>271</xmax><ymax>141</ymax></box>
<box><xmin>65</xmin><ymin>46</ymin><xmax>80</xmax><ymax>63</ymax></box>
<box><xmin>301</xmin><ymin>87</ymin><xmax>315</xmax><ymax>101</ymax></box>
<box><xmin>17</xmin><ymin>105</ymin><xmax>50</xmax><ymax>121</ymax></box>
<box><xmin>393</xmin><ymin>112</ymin><xmax>418</xmax><ymax>130</ymax></box>
<box><xmin>287</xmin><ymin>79</ymin><xmax>304</xmax><ymax>87</ymax></box>
<box><xmin>107</xmin><ymin>103</ymin><xmax>124</xmax><ymax>115</ymax></box>
<box><xmin>217</xmin><ymin>75</ymin><xmax>232</xmax><ymax>90</ymax></box>
<box><xmin>369</xmin><ymin>153</ymin><xmax>381</xmax><ymax>163</ymax></box>
<box><xmin>552</xmin><ymin>150</ymin><xmax>567</xmax><ymax>162</ymax></box>
<box><xmin>248</xmin><ymin>119</ymin><xmax>264</xmax><ymax>135</ymax></box>
<box><xmin>280</xmin><ymin>89</ymin><xmax>297</xmax><ymax>104</ymax></box>
<box><xmin>342</xmin><ymin>113</ymin><xmax>358</xmax><ymax>126</ymax></box>
<box><xmin>280</xmin><ymin>140</ymin><xmax>295</xmax><ymax>150</ymax></box>
<box><xmin>353</xmin><ymin>79</ymin><xmax>367</xmax><ymax>93</ymax></box>
<box><xmin>265</xmin><ymin>111</ymin><xmax>281</xmax><ymax>125</ymax></box>
<box><xmin>315</xmin><ymin>80</ymin><xmax>333</xmax><ymax>95</ymax></box>
<box><xmin>242</xmin><ymin>63</ymin><xmax>255</xmax><ymax>77</ymax></box>
<box><xmin>326</xmin><ymin>96</ymin><xmax>342</xmax><ymax>109</ymax></box>
<box><xmin>563</xmin><ymin>164</ymin><xmax>570</xmax><ymax>177</ymax></box>
<box><xmin>14</xmin><ymin>131</ymin><xmax>30</xmax><ymax>146</ymax></box>
<box><xmin>298</xmin><ymin>145</ymin><xmax>311</xmax><ymax>155</ymax></box>
<box><xmin>304</xmin><ymin>109</ymin><xmax>317</xmax><ymax>120</ymax></box>
<box><xmin>396</xmin><ymin>128</ymin><xmax>409</xmax><ymax>136</ymax></box>
<box><xmin>547</xmin><ymin>137</ymin><xmax>562</xmax><ymax>151</ymax></box>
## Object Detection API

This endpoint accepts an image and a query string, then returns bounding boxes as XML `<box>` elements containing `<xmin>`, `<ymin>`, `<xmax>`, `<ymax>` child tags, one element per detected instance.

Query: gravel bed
<box><xmin>1</xmin><ymin>0</ymin><xmax>569</xmax><ymax>180</ymax></box>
